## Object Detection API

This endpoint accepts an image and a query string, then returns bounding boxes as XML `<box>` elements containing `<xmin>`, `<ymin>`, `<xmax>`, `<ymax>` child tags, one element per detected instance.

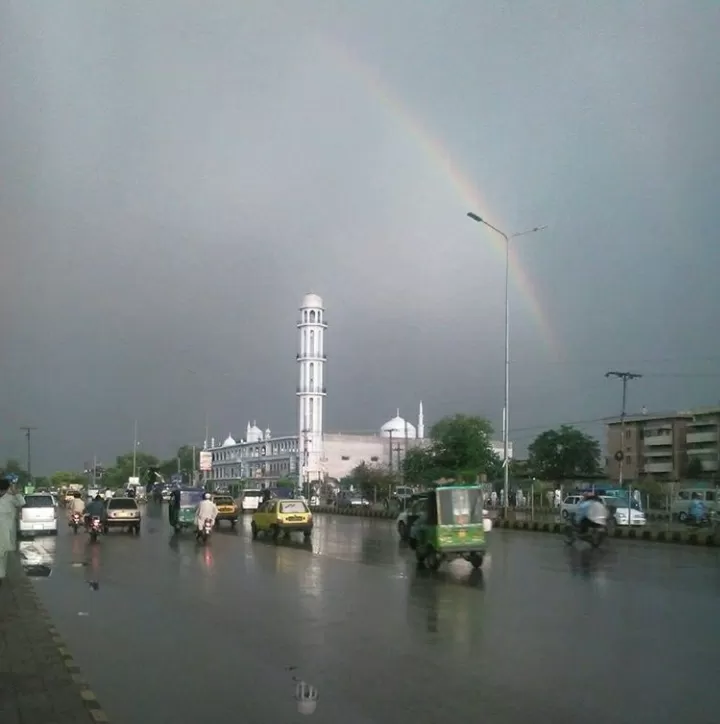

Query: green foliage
<box><xmin>402</xmin><ymin>414</ymin><xmax>502</xmax><ymax>484</ymax></box>
<box><xmin>527</xmin><ymin>425</ymin><xmax>600</xmax><ymax>481</ymax></box>
<box><xmin>158</xmin><ymin>445</ymin><xmax>197</xmax><ymax>479</ymax></box>
<box><xmin>101</xmin><ymin>451</ymin><xmax>160</xmax><ymax>489</ymax></box>
<box><xmin>50</xmin><ymin>471</ymin><xmax>87</xmax><ymax>489</ymax></box>
<box><xmin>344</xmin><ymin>462</ymin><xmax>397</xmax><ymax>499</ymax></box>
<box><xmin>1</xmin><ymin>459</ymin><xmax>29</xmax><ymax>485</ymax></box>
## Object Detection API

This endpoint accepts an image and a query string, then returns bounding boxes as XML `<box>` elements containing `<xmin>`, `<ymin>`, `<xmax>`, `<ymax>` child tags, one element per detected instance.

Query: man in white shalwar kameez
<box><xmin>0</xmin><ymin>478</ymin><xmax>26</xmax><ymax>586</ymax></box>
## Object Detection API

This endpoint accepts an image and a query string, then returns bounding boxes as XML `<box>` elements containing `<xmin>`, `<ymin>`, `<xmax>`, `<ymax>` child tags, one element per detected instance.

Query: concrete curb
<box><xmin>21</xmin><ymin>571</ymin><xmax>112</xmax><ymax>723</ymax></box>
<box><xmin>312</xmin><ymin>507</ymin><xmax>719</xmax><ymax>547</ymax></box>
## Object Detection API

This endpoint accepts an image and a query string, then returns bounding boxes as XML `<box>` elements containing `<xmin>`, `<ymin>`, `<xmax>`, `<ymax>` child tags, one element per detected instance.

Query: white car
<box><xmin>603</xmin><ymin>497</ymin><xmax>646</xmax><ymax>526</ymax></box>
<box><xmin>560</xmin><ymin>495</ymin><xmax>583</xmax><ymax>519</ymax></box>
<box><xmin>240</xmin><ymin>489</ymin><xmax>263</xmax><ymax>512</ymax></box>
<box><xmin>18</xmin><ymin>493</ymin><xmax>58</xmax><ymax>536</ymax></box>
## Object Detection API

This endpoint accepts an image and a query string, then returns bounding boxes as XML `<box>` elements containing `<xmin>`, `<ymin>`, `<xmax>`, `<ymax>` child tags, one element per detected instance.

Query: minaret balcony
<box><xmin>296</xmin><ymin>353</ymin><xmax>327</xmax><ymax>360</ymax></box>
<box><xmin>297</xmin><ymin>320</ymin><xmax>328</xmax><ymax>329</ymax></box>
<box><xmin>296</xmin><ymin>386</ymin><xmax>327</xmax><ymax>395</ymax></box>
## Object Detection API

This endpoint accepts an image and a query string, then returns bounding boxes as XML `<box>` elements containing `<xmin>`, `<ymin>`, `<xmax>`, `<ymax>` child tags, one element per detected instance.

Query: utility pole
<box><xmin>605</xmin><ymin>371</ymin><xmax>643</xmax><ymax>486</ymax></box>
<box><xmin>20</xmin><ymin>427</ymin><xmax>37</xmax><ymax>485</ymax></box>
<box><xmin>387</xmin><ymin>430</ymin><xmax>394</xmax><ymax>473</ymax></box>
<box><xmin>132</xmin><ymin>420</ymin><xmax>139</xmax><ymax>478</ymax></box>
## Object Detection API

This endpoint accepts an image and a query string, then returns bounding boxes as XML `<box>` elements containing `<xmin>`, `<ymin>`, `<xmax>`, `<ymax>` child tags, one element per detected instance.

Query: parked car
<box><xmin>603</xmin><ymin>497</ymin><xmax>646</xmax><ymax>526</ymax></box>
<box><xmin>560</xmin><ymin>495</ymin><xmax>583</xmax><ymax>519</ymax></box>
<box><xmin>18</xmin><ymin>494</ymin><xmax>58</xmax><ymax>537</ymax></box>
<box><xmin>336</xmin><ymin>491</ymin><xmax>370</xmax><ymax>508</ymax></box>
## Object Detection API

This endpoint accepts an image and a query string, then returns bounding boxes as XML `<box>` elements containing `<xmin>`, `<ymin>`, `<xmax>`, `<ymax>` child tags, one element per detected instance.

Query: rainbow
<box><xmin>323</xmin><ymin>39</ymin><xmax>559</xmax><ymax>356</ymax></box>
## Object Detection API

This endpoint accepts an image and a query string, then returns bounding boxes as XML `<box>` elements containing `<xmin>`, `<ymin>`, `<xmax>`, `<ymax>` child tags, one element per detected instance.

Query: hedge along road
<box><xmin>316</xmin><ymin>506</ymin><xmax>720</xmax><ymax>547</ymax></box>
<box><xmin>23</xmin><ymin>506</ymin><xmax>720</xmax><ymax>724</ymax></box>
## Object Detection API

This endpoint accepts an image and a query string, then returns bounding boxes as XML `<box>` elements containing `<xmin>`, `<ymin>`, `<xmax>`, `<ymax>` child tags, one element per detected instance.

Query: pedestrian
<box><xmin>0</xmin><ymin>478</ymin><xmax>26</xmax><ymax>587</ymax></box>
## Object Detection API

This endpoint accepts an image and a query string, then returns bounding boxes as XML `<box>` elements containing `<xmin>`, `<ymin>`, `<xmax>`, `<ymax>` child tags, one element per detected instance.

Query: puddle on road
<box><xmin>19</xmin><ymin>538</ymin><xmax>56</xmax><ymax>578</ymax></box>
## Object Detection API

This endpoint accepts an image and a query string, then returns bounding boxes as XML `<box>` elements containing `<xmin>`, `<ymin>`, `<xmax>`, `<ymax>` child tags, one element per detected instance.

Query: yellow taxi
<box><xmin>211</xmin><ymin>494</ymin><xmax>239</xmax><ymax>530</ymax></box>
<box><xmin>251</xmin><ymin>498</ymin><xmax>313</xmax><ymax>541</ymax></box>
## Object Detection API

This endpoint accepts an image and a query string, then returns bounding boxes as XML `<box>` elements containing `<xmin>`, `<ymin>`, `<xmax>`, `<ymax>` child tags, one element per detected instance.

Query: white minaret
<box><xmin>418</xmin><ymin>401</ymin><xmax>425</xmax><ymax>439</ymax></box>
<box><xmin>297</xmin><ymin>293</ymin><xmax>327</xmax><ymax>483</ymax></box>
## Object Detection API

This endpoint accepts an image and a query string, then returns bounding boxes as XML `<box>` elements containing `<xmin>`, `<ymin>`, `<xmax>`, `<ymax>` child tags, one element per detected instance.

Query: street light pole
<box><xmin>467</xmin><ymin>213</ymin><xmax>547</xmax><ymax>518</ymax></box>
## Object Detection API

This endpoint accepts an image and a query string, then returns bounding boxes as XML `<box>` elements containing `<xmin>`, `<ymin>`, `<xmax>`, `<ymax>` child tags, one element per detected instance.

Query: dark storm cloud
<box><xmin>2</xmin><ymin>1</ymin><xmax>719</xmax><ymax>471</ymax></box>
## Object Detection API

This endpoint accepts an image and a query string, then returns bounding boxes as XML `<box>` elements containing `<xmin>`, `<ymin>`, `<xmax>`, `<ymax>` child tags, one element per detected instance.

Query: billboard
<box><xmin>199</xmin><ymin>451</ymin><xmax>212</xmax><ymax>472</ymax></box>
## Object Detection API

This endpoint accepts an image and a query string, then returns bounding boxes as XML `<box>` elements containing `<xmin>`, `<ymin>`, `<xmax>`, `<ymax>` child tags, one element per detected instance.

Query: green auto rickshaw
<box><xmin>409</xmin><ymin>484</ymin><xmax>487</xmax><ymax>570</ymax></box>
<box><xmin>172</xmin><ymin>487</ymin><xmax>205</xmax><ymax>534</ymax></box>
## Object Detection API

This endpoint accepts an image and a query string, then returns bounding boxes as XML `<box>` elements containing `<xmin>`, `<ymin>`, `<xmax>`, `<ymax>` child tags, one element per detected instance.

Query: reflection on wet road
<box><xmin>23</xmin><ymin>505</ymin><xmax>720</xmax><ymax>723</ymax></box>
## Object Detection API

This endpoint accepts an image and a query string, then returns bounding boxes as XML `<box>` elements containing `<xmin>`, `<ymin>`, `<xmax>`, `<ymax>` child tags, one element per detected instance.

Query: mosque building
<box><xmin>207</xmin><ymin>293</ymin><xmax>511</xmax><ymax>486</ymax></box>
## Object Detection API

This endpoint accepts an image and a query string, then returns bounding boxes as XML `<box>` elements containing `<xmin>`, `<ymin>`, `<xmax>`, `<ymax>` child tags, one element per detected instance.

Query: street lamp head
<box><xmin>467</xmin><ymin>212</ymin><xmax>483</xmax><ymax>223</ymax></box>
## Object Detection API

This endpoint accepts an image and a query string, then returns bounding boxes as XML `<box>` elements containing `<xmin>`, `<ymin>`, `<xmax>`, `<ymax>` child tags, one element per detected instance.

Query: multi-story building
<box><xmin>685</xmin><ymin>407</ymin><xmax>720</xmax><ymax>475</ymax></box>
<box><xmin>605</xmin><ymin>406</ymin><xmax>720</xmax><ymax>481</ymax></box>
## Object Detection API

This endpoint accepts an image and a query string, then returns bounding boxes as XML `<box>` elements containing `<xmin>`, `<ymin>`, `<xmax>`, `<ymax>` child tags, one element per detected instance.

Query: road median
<box><xmin>311</xmin><ymin>506</ymin><xmax>720</xmax><ymax>547</ymax></box>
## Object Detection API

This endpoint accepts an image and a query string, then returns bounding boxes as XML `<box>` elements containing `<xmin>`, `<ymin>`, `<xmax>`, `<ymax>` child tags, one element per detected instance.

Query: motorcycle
<box><xmin>88</xmin><ymin>516</ymin><xmax>103</xmax><ymax>543</ymax></box>
<box><xmin>564</xmin><ymin>520</ymin><xmax>608</xmax><ymax>548</ymax></box>
<box><xmin>70</xmin><ymin>512</ymin><xmax>82</xmax><ymax>535</ymax></box>
<box><xmin>196</xmin><ymin>518</ymin><xmax>214</xmax><ymax>545</ymax></box>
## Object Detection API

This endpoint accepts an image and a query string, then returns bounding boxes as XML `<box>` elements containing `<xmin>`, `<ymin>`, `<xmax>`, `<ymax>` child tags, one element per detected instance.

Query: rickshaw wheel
<box><xmin>469</xmin><ymin>553</ymin><xmax>484</xmax><ymax>569</ymax></box>
<box><xmin>425</xmin><ymin>549</ymin><xmax>441</xmax><ymax>571</ymax></box>
<box><xmin>414</xmin><ymin>548</ymin><xmax>425</xmax><ymax>564</ymax></box>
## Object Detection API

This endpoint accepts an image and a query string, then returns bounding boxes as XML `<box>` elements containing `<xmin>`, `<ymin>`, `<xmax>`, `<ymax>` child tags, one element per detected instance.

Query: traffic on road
<box><xmin>16</xmin><ymin>497</ymin><xmax>720</xmax><ymax>724</ymax></box>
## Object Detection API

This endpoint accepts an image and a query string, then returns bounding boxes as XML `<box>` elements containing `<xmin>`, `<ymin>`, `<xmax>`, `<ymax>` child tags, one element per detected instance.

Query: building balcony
<box><xmin>643</xmin><ymin>461</ymin><xmax>673</xmax><ymax>474</ymax></box>
<box><xmin>643</xmin><ymin>433</ymin><xmax>673</xmax><ymax>446</ymax></box>
<box><xmin>686</xmin><ymin>431</ymin><xmax>718</xmax><ymax>445</ymax></box>
<box><xmin>643</xmin><ymin>447</ymin><xmax>673</xmax><ymax>458</ymax></box>
<box><xmin>296</xmin><ymin>386</ymin><xmax>327</xmax><ymax>395</ymax></box>
<box><xmin>296</xmin><ymin>353</ymin><xmax>327</xmax><ymax>361</ymax></box>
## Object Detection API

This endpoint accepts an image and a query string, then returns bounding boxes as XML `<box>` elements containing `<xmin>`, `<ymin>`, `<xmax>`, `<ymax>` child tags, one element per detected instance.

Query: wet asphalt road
<box><xmin>18</xmin><ymin>504</ymin><xmax>720</xmax><ymax>724</ymax></box>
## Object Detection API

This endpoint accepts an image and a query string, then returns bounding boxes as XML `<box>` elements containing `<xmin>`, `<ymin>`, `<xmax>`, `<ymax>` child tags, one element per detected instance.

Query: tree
<box><xmin>343</xmin><ymin>462</ymin><xmax>396</xmax><ymax>500</ymax></box>
<box><xmin>402</xmin><ymin>414</ymin><xmax>502</xmax><ymax>483</ymax></box>
<box><xmin>102</xmin><ymin>451</ymin><xmax>159</xmax><ymax>489</ymax></box>
<box><xmin>527</xmin><ymin>425</ymin><xmax>600</xmax><ymax>481</ymax></box>
<box><xmin>685</xmin><ymin>457</ymin><xmax>705</xmax><ymax>480</ymax></box>
<box><xmin>1</xmin><ymin>459</ymin><xmax>29</xmax><ymax>486</ymax></box>
<box><xmin>51</xmin><ymin>471</ymin><xmax>87</xmax><ymax>489</ymax></box>
<box><xmin>158</xmin><ymin>445</ymin><xmax>197</xmax><ymax>480</ymax></box>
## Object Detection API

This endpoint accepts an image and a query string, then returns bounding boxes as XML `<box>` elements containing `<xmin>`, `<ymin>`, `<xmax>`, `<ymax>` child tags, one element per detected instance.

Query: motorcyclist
<box><xmin>169</xmin><ymin>487</ymin><xmax>181</xmax><ymax>527</ymax></box>
<box><xmin>67</xmin><ymin>491</ymin><xmax>86</xmax><ymax>522</ymax></box>
<box><xmin>85</xmin><ymin>494</ymin><xmax>106</xmax><ymax>527</ymax></box>
<box><xmin>688</xmin><ymin>492</ymin><xmax>707</xmax><ymax>524</ymax></box>
<box><xmin>194</xmin><ymin>492</ymin><xmax>218</xmax><ymax>539</ymax></box>
<box><xmin>574</xmin><ymin>492</ymin><xmax>609</xmax><ymax>535</ymax></box>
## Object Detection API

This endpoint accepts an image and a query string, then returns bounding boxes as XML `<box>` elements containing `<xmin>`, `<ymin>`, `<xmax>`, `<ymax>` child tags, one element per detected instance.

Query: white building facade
<box><xmin>206</xmin><ymin>293</ymin><xmax>512</xmax><ymax>487</ymax></box>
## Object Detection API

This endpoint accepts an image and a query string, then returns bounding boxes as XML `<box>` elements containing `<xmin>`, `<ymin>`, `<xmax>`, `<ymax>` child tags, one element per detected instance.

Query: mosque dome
<box><xmin>301</xmin><ymin>293</ymin><xmax>323</xmax><ymax>309</ymax></box>
<box><xmin>222</xmin><ymin>434</ymin><xmax>236</xmax><ymax>447</ymax></box>
<box><xmin>380</xmin><ymin>410</ymin><xmax>417</xmax><ymax>438</ymax></box>
<box><xmin>246</xmin><ymin>421</ymin><xmax>264</xmax><ymax>443</ymax></box>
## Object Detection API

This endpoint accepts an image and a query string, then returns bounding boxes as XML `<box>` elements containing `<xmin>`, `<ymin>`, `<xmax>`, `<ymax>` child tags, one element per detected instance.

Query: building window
<box><xmin>304</xmin><ymin>311</ymin><xmax>308</xmax><ymax>323</ymax></box>
<box><xmin>341</xmin><ymin>455</ymin><xmax>350</xmax><ymax>461</ymax></box>
<box><xmin>624</xmin><ymin>430</ymin><xmax>631</xmax><ymax>439</ymax></box>
<box><xmin>370</xmin><ymin>456</ymin><xmax>379</xmax><ymax>462</ymax></box>
<box><xmin>310</xmin><ymin>310</ymin><xmax>316</xmax><ymax>323</ymax></box>
<box><xmin>626</xmin><ymin>456</ymin><xmax>632</xmax><ymax>465</ymax></box>
<box><xmin>310</xmin><ymin>330</ymin><xmax>315</xmax><ymax>355</ymax></box>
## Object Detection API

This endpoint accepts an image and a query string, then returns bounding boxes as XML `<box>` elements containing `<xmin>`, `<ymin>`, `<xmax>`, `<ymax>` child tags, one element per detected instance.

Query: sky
<box><xmin>2</xmin><ymin>1</ymin><xmax>720</xmax><ymax>474</ymax></box>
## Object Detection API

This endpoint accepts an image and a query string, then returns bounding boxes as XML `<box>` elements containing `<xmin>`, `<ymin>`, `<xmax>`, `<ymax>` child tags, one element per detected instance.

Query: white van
<box><xmin>671</xmin><ymin>488</ymin><xmax>719</xmax><ymax>520</ymax></box>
